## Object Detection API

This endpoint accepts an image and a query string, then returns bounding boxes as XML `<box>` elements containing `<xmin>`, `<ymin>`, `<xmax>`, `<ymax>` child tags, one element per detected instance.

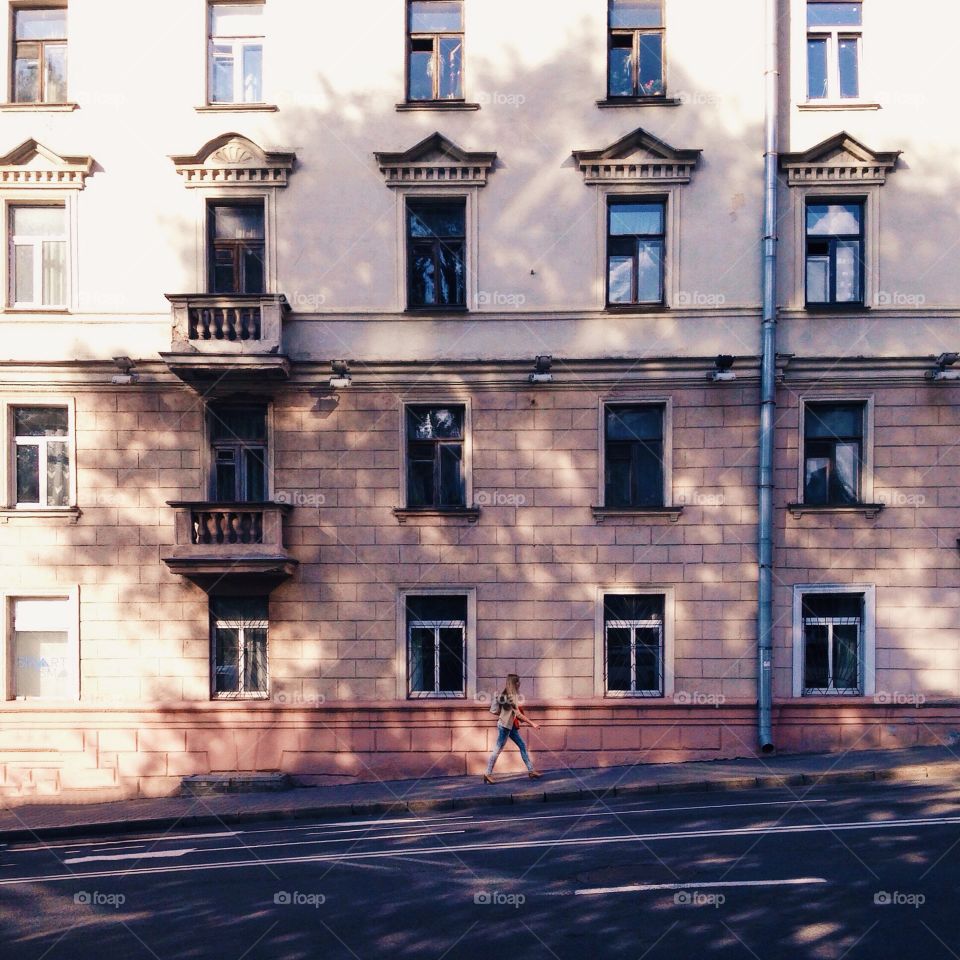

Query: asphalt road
<box><xmin>2</xmin><ymin>779</ymin><xmax>960</xmax><ymax>959</ymax></box>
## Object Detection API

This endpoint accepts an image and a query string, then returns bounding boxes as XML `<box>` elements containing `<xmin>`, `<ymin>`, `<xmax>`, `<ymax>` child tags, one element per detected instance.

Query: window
<box><xmin>604</xmin><ymin>404</ymin><xmax>664</xmax><ymax>507</ymax></box>
<box><xmin>10</xmin><ymin>405</ymin><xmax>70</xmax><ymax>508</ymax></box>
<box><xmin>210</xmin><ymin>596</ymin><xmax>268</xmax><ymax>698</ymax></box>
<box><xmin>801</xmin><ymin>592</ymin><xmax>863</xmax><ymax>695</ymax></box>
<box><xmin>607</xmin><ymin>198</ymin><xmax>665</xmax><ymax>306</ymax></box>
<box><xmin>406</xmin><ymin>199</ymin><xmax>466</xmax><ymax>308</ymax></box>
<box><xmin>803</xmin><ymin>402</ymin><xmax>864</xmax><ymax>505</ymax></box>
<box><xmin>405</xmin><ymin>594</ymin><xmax>466</xmax><ymax>697</ymax></box>
<box><xmin>7</xmin><ymin>205</ymin><xmax>67</xmax><ymax>309</ymax></box>
<box><xmin>805</xmin><ymin>201</ymin><xmax>863</xmax><ymax>306</ymax></box>
<box><xmin>407</xmin><ymin>0</ymin><xmax>463</xmax><ymax>102</ymax></box>
<box><xmin>603</xmin><ymin>593</ymin><xmax>664</xmax><ymax>696</ymax></box>
<box><xmin>208</xmin><ymin>201</ymin><xmax>265</xmax><ymax>294</ymax></box>
<box><xmin>12</xmin><ymin>7</ymin><xmax>67</xmax><ymax>104</ymax></box>
<box><xmin>807</xmin><ymin>2</ymin><xmax>862</xmax><ymax>101</ymax></box>
<box><xmin>405</xmin><ymin>405</ymin><xmax>465</xmax><ymax>508</ymax></box>
<box><xmin>208</xmin><ymin>404</ymin><xmax>267</xmax><ymax>502</ymax></box>
<box><xmin>608</xmin><ymin>0</ymin><xmax>664</xmax><ymax>98</ymax></box>
<box><xmin>208</xmin><ymin>2</ymin><xmax>263</xmax><ymax>104</ymax></box>
<box><xmin>6</xmin><ymin>596</ymin><xmax>74</xmax><ymax>699</ymax></box>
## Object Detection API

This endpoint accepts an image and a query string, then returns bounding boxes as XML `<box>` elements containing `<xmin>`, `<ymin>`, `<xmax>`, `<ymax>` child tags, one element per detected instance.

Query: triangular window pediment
<box><xmin>0</xmin><ymin>139</ymin><xmax>94</xmax><ymax>189</ymax></box>
<box><xmin>171</xmin><ymin>133</ymin><xmax>295</xmax><ymax>188</ymax></box>
<box><xmin>780</xmin><ymin>132</ymin><xmax>900</xmax><ymax>186</ymax></box>
<box><xmin>375</xmin><ymin>133</ymin><xmax>497</xmax><ymax>187</ymax></box>
<box><xmin>573</xmin><ymin>128</ymin><xmax>701</xmax><ymax>184</ymax></box>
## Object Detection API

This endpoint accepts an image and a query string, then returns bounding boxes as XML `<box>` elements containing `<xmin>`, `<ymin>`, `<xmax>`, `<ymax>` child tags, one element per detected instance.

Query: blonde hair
<box><xmin>502</xmin><ymin>673</ymin><xmax>521</xmax><ymax>704</ymax></box>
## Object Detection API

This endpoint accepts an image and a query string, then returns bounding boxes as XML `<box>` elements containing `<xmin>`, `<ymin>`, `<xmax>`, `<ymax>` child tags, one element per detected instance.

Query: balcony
<box><xmin>162</xmin><ymin>501</ymin><xmax>297</xmax><ymax>589</ymax></box>
<box><xmin>160</xmin><ymin>294</ymin><xmax>291</xmax><ymax>391</ymax></box>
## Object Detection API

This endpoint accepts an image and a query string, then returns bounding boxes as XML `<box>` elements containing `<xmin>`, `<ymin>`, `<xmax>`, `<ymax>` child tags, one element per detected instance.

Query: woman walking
<box><xmin>483</xmin><ymin>673</ymin><xmax>542</xmax><ymax>783</ymax></box>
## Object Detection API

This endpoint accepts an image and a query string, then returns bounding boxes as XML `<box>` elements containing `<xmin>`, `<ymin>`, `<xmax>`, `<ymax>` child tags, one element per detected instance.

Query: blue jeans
<box><xmin>486</xmin><ymin>725</ymin><xmax>534</xmax><ymax>774</ymax></box>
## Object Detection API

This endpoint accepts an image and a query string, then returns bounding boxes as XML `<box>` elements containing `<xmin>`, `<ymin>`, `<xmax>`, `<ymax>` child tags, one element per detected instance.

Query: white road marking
<box><xmin>3</xmin><ymin>813</ymin><xmax>958</xmax><ymax>887</ymax></box>
<box><xmin>10</xmin><ymin>833</ymin><xmax>236</xmax><ymax>853</ymax></box>
<box><xmin>64</xmin><ymin>848</ymin><xmax>198</xmax><ymax>865</ymax></box>
<box><xmin>574</xmin><ymin>877</ymin><xmax>828</xmax><ymax>896</ymax></box>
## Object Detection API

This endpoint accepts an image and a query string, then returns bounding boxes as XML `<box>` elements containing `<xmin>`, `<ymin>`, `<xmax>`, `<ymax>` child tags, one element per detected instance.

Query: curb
<box><xmin>1</xmin><ymin>760</ymin><xmax>958</xmax><ymax>846</ymax></box>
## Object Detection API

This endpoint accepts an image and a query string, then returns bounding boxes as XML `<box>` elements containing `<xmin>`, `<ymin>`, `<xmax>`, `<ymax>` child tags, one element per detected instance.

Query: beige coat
<box><xmin>496</xmin><ymin>694</ymin><xmax>522</xmax><ymax>730</ymax></box>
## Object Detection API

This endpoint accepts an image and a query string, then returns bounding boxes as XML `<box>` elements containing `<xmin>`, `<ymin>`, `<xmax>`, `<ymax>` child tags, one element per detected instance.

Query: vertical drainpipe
<box><xmin>757</xmin><ymin>0</ymin><xmax>779</xmax><ymax>753</ymax></box>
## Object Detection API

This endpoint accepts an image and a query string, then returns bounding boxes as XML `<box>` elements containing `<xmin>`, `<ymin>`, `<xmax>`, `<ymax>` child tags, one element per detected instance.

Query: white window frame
<box><xmin>594</xmin><ymin>586</ymin><xmax>675</xmax><ymax>698</ymax></box>
<box><xmin>598</xmin><ymin>396</ymin><xmax>673</xmax><ymax>508</ymax></box>
<box><xmin>395</xmin><ymin>188</ymin><xmax>479</xmax><ymax>312</ymax></box>
<box><xmin>206</xmin><ymin>0</ymin><xmax>265</xmax><ymax>105</ymax></box>
<box><xmin>787</xmin><ymin>185</ymin><xmax>879</xmax><ymax>310</ymax></box>
<box><xmin>806</xmin><ymin>7</ymin><xmax>862</xmax><ymax>101</ymax></box>
<box><xmin>594</xmin><ymin>184</ymin><xmax>681</xmax><ymax>310</ymax></box>
<box><xmin>797</xmin><ymin>394</ymin><xmax>874</xmax><ymax>504</ymax></box>
<box><xmin>0</xmin><ymin>396</ymin><xmax>77</xmax><ymax>511</ymax></box>
<box><xmin>398</xmin><ymin>398</ymin><xmax>473</xmax><ymax>510</ymax></box>
<box><xmin>0</xmin><ymin>586</ymin><xmax>80</xmax><ymax>701</ymax></box>
<box><xmin>210</xmin><ymin>601</ymin><xmax>269</xmax><ymax>700</ymax></box>
<box><xmin>396</xmin><ymin>587</ymin><xmax>477</xmax><ymax>700</ymax></box>
<box><xmin>792</xmin><ymin>583</ymin><xmax>875</xmax><ymax>697</ymax></box>
<box><xmin>4</xmin><ymin>198</ymin><xmax>70</xmax><ymax>310</ymax></box>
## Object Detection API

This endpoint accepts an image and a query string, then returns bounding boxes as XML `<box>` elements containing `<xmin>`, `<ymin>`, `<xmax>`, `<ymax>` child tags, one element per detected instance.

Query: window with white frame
<box><xmin>603</xmin><ymin>593</ymin><xmax>664</xmax><ymax>696</ymax></box>
<box><xmin>6</xmin><ymin>595</ymin><xmax>75</xmax><ymax>699</ymax></box>
<box><xmin>10</xmin><ymin>404</ymin><xmax>71</xmax><ymax>508</ymax></box>
<box><xmin>405</xmin><ymin>594</ymin><xmax>466</xmax><ymax>697</ymax></box>
<box><xmin>210</xmin><ymin>595</ymin><xmax>268</xmax><ymax>697</ymax></box>
<box><xmin>208</xmin><ymin>1</ymin><xmax>264</xmax><ymax>105</ymax></box>
<box><xmin>793</xmin><ymin>585</ymin><xmax>874</xmax><ymax>697</ymax></box>
<box><xmin>12</xmin><ymin>6</ymin><xmax>68</xmax><ymax>104</ymax></box>
<box><xmin>806</xmin><ymin>1</ymin><xmax>862</xmax><ymax>101</ymax></box>
<box><xmin>7</xmin><ymin>204</ymin><xmax>67</xmax><ymax>309</ymax></box>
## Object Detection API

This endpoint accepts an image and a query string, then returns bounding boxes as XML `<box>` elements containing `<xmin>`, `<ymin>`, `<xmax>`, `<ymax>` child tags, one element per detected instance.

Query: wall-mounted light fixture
<box><xmin>529</xmin><ymin>355</ymin><xmax>553</xmax><ymax>384</ymax></box>
<box><xmin>329</xmin><ymin>360</ymin><xmax>352</xmax><ymax>389</ymax></box>
<box><xmin>111</xmin><ymin>356</ymin><xmax>137</xmax><ymax>385</ymax></box>
<box><xmin>708</xmin><ymin>355</ymin><xmax>736</xmax><ymax>382</ymax></box>
<box><xmin>927</xmin><ymin>353</ymin><xmax>959</xmax><ymax>382</ymax></box>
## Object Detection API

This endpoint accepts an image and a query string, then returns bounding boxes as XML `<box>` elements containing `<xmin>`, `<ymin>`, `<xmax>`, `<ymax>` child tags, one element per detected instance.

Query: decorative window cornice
<box><xmin>375</xmin><ymin>132</ymin><xmax>497</xmax><ymax>188</ymax></box>
<box><xmin>780</xmin><ymin>132</ymin><xmax>901</xmax><ymax>187</ymax></box>
<box><xmin>0</xmin><ymin>139</ymin><xmax>94</xmax><ymax>189</ymax></box>
<box><xmin>573</xmin><ymin>128</ymin><xmax>702</xmax><ymax>185</ymax></box>
<box><xmin>171</xmin><ymin>133</ymin><xmax>295</xmax><ymax>188</ymax></box>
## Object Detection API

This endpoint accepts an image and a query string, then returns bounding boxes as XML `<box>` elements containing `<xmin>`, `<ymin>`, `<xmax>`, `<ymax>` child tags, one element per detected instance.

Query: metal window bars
<box><xmin>803</xmin><ymin>616</ymin><xmax>861</xmax><ymax>695</ymax></box>
<box><xmin>604</xmin><ymin>618</ymin><xmax>664</xmax><ymax>697</ymax></box>
<box><xmin>407</xmin><ymin>618</ymin><xmax>466</xmax><ymax>698</ymax></box>
<box><xmin>212</xmin><ymin>616</ymin><xmax>269</xmax><ymax>698</ymax></box>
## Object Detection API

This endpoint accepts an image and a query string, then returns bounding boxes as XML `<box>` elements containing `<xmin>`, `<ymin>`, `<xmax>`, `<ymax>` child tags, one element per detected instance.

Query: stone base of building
<box><xmin>2</xmin><ymin>701</ymin><xmax>959</xmax><ymax>804</ymax></box>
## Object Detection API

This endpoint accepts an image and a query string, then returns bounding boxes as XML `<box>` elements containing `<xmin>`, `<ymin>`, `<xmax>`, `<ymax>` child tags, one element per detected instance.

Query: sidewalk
<box><xmin>1</xmin><ymin>745</ymin><xmax>958</xmax><ymax>844</ymax></box>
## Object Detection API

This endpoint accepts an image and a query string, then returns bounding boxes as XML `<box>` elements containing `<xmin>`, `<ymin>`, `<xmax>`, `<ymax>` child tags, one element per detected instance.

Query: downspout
<box><xmin>757</xmin><ymin>0</ymin><xmax>779</xmax><ymax>753</ymax></box>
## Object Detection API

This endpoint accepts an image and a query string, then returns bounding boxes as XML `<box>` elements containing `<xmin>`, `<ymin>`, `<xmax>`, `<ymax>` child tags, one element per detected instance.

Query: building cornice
<box><xmin>573</xmin><ymin>127</ymin><xmax>702</xmax><ymax>184</ymax></box>
<box><xmin>170</xmin><ymin>133</ymin><xmax>295</xmax><ymax>188</ymax></box>
<box><xmin>0</xmin><ymin>139</ymin><xmax>94</xmax><ymax>189</ymax></box>
<box><xmin>780</xmin><ymin>131</ymin><xmax>901</xmax><ymax>186</ymax></box>
<box><xmin>375</xmin><ymin>132</ymin><xmax>497</xmax><ymax>188</ymax></box>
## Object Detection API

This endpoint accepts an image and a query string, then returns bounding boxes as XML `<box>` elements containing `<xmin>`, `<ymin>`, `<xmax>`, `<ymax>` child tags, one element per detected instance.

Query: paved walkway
<box><xmin>2</xmin><ymin>745</ymin><xmax>959</xmax><ymax>843</ymax></box>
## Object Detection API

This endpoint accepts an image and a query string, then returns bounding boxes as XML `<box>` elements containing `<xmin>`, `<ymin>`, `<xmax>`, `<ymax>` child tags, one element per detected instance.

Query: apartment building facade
<box><xmin>1</xmin><ymin>0</ymin><xmax>958</xmax><ymax>801</ymax></box>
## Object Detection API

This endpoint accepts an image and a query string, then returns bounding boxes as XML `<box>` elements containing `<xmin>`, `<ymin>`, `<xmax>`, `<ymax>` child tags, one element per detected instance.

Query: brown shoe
<box><xmin>528</xmin><ymin>770</ymin><xmax>542</xmax><ymax>779</ymax></box>
<box><xmin>483</xmin><ymin>774</ymin><xmax>495</xmax><ymax>784</ymax></box>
